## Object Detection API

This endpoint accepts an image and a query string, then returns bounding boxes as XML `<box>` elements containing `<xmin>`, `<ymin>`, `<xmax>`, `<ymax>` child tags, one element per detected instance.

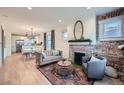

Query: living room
<box><xmin>0</xmin><ymin>6</ymin><xmax>124</xmax><ymax>86</ymax></box>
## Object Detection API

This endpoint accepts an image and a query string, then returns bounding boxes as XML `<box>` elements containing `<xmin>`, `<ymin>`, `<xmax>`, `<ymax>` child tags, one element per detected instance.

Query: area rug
<box><xmin>39</xmin><ymin>63</ymin><xmax>94</xmax><ymax>85</ymax></box>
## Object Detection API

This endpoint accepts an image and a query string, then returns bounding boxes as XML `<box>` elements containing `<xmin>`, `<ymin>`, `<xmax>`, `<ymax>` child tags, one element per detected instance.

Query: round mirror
<box><xmin>73</xmin><ymin>20</ymin><xmax>84</xmax><ymax>40</ymax></box>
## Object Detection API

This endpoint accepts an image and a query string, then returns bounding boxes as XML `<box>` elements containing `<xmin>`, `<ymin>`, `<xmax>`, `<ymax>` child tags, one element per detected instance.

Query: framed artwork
<box><xmin>103</xmin><ymin>21</ymin><xmax>121</xmax><ymax>38</ymax></box>
<box><xmin>99</xmin><ymin>15</ymin><xmax>124</xmax><ymax>41</ymax></box>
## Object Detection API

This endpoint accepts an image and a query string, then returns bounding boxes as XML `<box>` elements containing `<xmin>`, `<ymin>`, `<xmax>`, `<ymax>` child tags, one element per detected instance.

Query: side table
<box><xmin>55</xmin><ymin>60</ymin><xmax>73</xmax><ymax>76</ymax></box>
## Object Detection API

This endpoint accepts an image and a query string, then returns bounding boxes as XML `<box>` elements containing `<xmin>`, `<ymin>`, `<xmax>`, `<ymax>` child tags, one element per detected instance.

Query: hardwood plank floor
<box><xmin>0</xmin><ymin>53</ymin><xmax>51</xmax><ymax>85</ymax></box>
<box><xmin>0</xmin><ymin>53</ymin><xmax>123</xmax><ymax>85</ymax></box>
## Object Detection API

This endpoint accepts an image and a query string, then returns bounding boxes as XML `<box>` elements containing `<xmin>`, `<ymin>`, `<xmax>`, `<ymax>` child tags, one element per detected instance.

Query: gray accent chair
<box><xmin>82</xmin><ymin>55</ymin><xmax>107</xmax><ymax>80</ymax></box>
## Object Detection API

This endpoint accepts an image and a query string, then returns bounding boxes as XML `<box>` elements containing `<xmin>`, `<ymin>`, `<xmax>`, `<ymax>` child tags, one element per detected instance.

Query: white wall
<box><xmin>55</xmin><ymin>28</ymin><xmax>69</xmax><ymax>58</ymax></box>
<box><xmin>67</xmin><ymin>14</ymin><xmax>96</xmax><ymax>44</ymax></box>
<box><xmin>0</xmin><ymin>23</ymin><xmax>12</xmax><ymax>59</ymax></box>
<box><xmin>42</xmin><ymin>14</ymin><xmax>96</xmax><ymax>58</ymax></box>
<box><xmin>83</xmin><ymin>14</ymin><xmax>96</xmax><ymax>44</ymax></box>
<box><xmin>42</xmin><ymin>13</ymin><xmax>96</xmax><ymax>59</ymax></box>
<box><xmin>0</xmin><ymin>18</ymin><xmax>13</xmax><ymax>58</ymax></box>
<box><xmin>0</xmin><ymin>25</ymin><xmax>12</xmax><ymax>65</ymax></box>
<box><xmin>4</xmin><ymin>31</ymin><xmax>12</xmax><ymax>57</ymax></box>
<box><xmin>35</xmin><ymin>34</ymin><xmax>42</xmax><ymax>44</ymax></box>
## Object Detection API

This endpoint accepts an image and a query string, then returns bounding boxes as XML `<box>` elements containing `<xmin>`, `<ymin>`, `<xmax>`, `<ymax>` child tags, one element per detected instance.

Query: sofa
<box><xmin>82</xmin><ymin>55</ymin><xmax>107</xmax><ymax>80</ymax></box>
<box><xmin>37</xmin><ymin>50</ymin><xmax>63</xmax><ymax>66</ymax></box>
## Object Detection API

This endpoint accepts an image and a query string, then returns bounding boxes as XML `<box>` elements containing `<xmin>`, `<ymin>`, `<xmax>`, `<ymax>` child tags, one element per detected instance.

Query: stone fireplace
<box><xmin>69</xmin><ymin>44</ymin><xmax>94</xmax><ymax>63</ymax></box>
<box><xmin>74</xmin><ymin>52</ymin><xmax>85</xmax><ymax>65</ymax></box>
<box><xmin>69</xmin><ymin>41</ymin><xmax>124</xmax><ymax>74</ymax></box>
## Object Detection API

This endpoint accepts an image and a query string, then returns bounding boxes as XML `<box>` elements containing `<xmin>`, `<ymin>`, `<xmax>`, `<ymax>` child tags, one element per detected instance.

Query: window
<box><xmin>46</xmin><ymin>35</ymin><xmax>51</xmax><ymax>50</ymax></box>
<box><xmin>62</xmin><ymin>31</ymin><xmax>68</xmax><ymax>42</ymax></box>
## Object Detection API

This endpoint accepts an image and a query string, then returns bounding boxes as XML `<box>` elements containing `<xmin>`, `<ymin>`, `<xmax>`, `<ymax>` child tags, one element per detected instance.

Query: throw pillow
<box><xmin>105</xmin><ymin>66</ymin><xmax>118</xmax><ymax>78</ymax></box>
<box><xmin>53</xmin><ymin>50</ymin><xmax>59</xmax><ymax>56</ymax></box>
<box><xmin>82</xmin><ymin>55</ymin><xmax>91</xmax><ymax>63</ymax></box>
<box><xmin>42</xmin><ymin>52</ymin><xmax>47</xmax><ymax>58</ymax></box>
<box><xmin>45</xmin><ymin>51</ymin><xmax>48</xmax><ymax>56</ymax></box>
<box><xmin>90</xmin><ymin>56</ymin><xmax>101</xmax><ymax>62</ymax></box>
<box><xmin>46</xmin><ymin>50</ymin><xmax>53</xmax><ymax>56</ymax></box>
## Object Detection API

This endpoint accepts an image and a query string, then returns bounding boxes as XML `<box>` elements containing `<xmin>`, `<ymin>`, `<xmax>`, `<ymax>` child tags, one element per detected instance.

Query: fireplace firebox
<box><xmin>74</xmin><ymin>52</ymin><xmax>85</xmax><ymax>65</ymax></box>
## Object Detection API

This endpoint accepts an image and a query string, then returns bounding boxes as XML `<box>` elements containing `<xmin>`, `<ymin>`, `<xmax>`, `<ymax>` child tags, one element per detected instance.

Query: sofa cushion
<box><xmin>45</xmin><ymin>50</ymin><xmax>53</xmax><ymax>56</ymax></box>
<box><xmin>42</xmin><ymin>52</ymin><xmax>47</xmax><ymax>58</ymax></box>
<box><xmin>82</xmin><ymin>55</ymin><xmax>91</xmax><ymax>63</ymax></box>
<box><xmin>105</xmin><ymin>66</ymin><xmax>118</xmax><ymax>78</ymax></box>
<box><xmin>52</xmin><ymin>50</ymin><xmax>60</xmax><ymax>56</ymax></box>
<box><xmin>90</xmin><ymin>56</ymin><xmax>101</xmax><ymax>62</ymax></box>
<box><xmin>43</xmin><ymin>56</ymin><xmax>61</xmax><ymax>62</ymax></box>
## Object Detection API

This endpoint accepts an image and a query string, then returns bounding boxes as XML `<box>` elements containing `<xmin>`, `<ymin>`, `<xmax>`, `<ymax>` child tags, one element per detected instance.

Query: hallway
<box><xmin>0</xmin><ymin>53</ymin><xmax>51</xmax><ymax>85</ymax></box>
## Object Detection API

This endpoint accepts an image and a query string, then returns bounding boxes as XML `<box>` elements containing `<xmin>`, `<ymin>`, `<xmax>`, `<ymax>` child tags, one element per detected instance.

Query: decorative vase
<box><xmin>63</xmin><ymin>61</ymin><xmax>67</xmax><ymax>64</ymax></box>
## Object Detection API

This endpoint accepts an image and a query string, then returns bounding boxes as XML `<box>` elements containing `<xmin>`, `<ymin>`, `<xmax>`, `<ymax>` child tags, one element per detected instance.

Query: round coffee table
<box><xmin>55</xmin><ymin>60</ymin><xmax>73</xmax><ymax>76</ymax></box>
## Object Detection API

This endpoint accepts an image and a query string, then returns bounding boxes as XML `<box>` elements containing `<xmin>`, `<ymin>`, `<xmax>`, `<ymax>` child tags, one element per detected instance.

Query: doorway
<box><xmin>16</xmin><ymin>40</ymin><xmax>24</xmax><ymax>53</ymax></box>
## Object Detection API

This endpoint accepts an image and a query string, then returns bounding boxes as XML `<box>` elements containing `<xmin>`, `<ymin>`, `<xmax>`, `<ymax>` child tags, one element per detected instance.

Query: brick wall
<box><xmin>69</xmin><ymin>41</ymin><xmax>124</xmax><ymax>73</ymax></box>
<box><xmin>69</xmin><ymin>8</ymin><xmax>124</xmax><ymax>74</ymax></box>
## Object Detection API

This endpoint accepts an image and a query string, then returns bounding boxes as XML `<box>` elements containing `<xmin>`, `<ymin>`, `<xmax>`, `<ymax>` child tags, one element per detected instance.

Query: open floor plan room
<box><xmin>0</xmin><ymin>7</ymin><xmax>124</xmax><ymax>85</ymax></box>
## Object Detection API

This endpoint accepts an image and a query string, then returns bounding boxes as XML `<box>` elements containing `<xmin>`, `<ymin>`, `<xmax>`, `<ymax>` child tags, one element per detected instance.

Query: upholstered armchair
<box><xmin>82</xmin><ymin>55</ymin><xmax>107</xmax><ymax>80</ymax></box>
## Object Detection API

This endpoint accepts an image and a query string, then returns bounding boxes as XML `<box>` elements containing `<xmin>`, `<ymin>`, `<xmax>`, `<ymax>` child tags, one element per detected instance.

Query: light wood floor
<box><xmin>0</xmin><ymin>53</ymin><xmax>123</xmax><ymax>85</ymax></box>
<box><xmin>0</xmin><ymin>53</ymin><xmax>51</xmax><ymax>85</ymax></box>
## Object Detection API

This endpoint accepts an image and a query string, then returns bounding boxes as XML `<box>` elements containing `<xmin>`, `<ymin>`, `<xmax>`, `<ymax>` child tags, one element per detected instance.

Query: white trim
<box><xmin>69</xmin><ymin>42</ymin><xmax>90</xmax><ymax>45</ymax></box>
<box><xmin>99</xmin><ymin>37</ymin><xmax>124</xmax><ymax>41</ymax></box>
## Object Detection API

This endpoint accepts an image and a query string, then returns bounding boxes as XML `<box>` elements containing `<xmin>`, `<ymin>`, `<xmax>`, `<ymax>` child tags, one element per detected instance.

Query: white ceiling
<box><xmin>0</xmin><ymin>7</ymin><xmax>119</xmax><ymax>34</ymax></box>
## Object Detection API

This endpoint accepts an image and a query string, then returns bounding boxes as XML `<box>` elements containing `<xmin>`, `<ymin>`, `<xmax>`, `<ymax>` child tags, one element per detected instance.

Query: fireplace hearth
<box><xmin>74</xmin><ymin>52</ymin><xmax>85</xmax><ymax>65</ymax></box>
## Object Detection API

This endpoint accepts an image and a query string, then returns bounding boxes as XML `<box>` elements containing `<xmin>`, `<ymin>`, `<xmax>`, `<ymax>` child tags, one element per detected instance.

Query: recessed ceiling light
<box><xmin>58</xmin><ymin>19</ymin><xmax>62</xmax><ymax>23</ymax></box>
<box><xmin>27</xmin><ymin>7</ymin><xmax>32</xmax><ymax>10</ymax></box>
<box><xmin>87</xmin><ymin>7</ymin><xmax>91</xmax><ymax>9</ymax></box>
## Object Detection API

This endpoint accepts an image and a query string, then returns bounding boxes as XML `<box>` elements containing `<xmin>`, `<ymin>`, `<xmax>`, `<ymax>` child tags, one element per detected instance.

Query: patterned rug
<box><xmin>39</xmin><ymin>63</ymin><xmax>94</xmax><ymax>85</ymax></box>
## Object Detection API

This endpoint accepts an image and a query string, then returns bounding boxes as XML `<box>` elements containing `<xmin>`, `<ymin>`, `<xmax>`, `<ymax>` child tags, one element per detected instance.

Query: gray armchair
<box><xmin>82</xmin><ymin>55</ymin><xmax>107</xmax><ymax>80</ymax></box>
